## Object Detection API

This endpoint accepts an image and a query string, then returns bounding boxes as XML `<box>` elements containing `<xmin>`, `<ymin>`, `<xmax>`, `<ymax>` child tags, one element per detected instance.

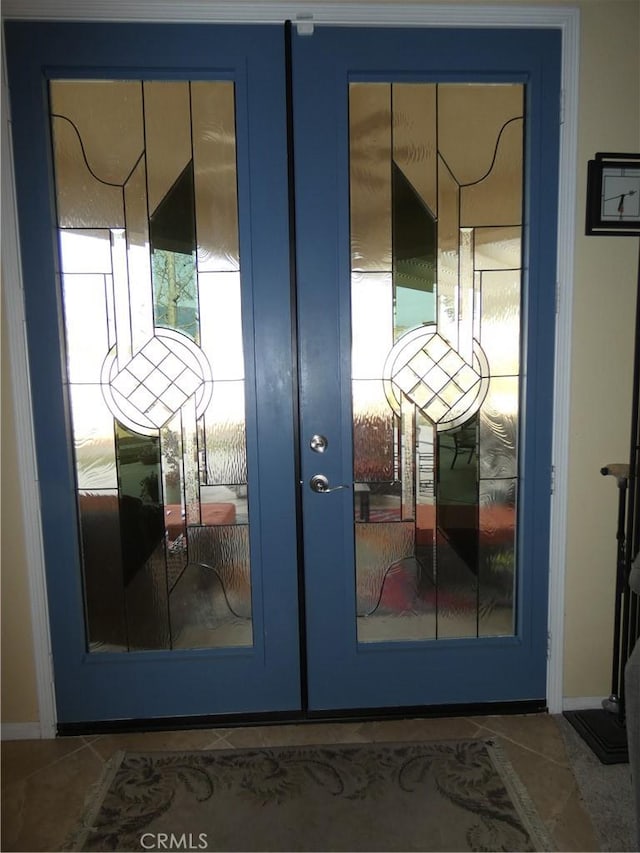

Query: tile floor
<box><xmin>2</xmin><ymin>712</ymin><xmax>600</xmax><ymax>852</ymax></box>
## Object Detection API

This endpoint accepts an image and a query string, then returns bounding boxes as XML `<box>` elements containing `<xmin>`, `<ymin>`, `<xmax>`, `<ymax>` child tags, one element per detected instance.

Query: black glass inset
<box><xmin>78</xmin><ymin>490</ymin><xmax>127</xmax><ymax>650</ymax></box>
<box><xmin>436</xmin><ymin>415</ymin><xmax>480</xmax><ymax>574</ymax></box>
<box><xmin>115</xmin><ymin>422</ymin><xmax>165</xmax><ymax>586</ymax></box>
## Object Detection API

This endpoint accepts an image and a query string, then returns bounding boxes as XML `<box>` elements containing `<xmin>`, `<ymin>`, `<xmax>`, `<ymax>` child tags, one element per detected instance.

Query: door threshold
<box><xmin>57</xmin><ymin>699</ymin><xmax>546</xmax><ymax>737</ymax></box>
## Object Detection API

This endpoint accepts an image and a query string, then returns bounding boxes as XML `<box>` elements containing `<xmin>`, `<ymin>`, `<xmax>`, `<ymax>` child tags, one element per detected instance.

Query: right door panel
<box><xmin>293</xmin><ymin>26</ymin><xmax>561</xmax><ymax>711</ymax></box>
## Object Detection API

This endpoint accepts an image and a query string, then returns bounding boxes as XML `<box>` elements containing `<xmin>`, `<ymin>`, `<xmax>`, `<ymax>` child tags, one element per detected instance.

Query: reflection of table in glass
<box><xmin>164</xmin><ymin>503</ymin><xmax>236</xmax><ymax>540</ymax></box>
<box><xmin>354</xmin><ymin>483</ymin><xmax>370</xmax><ymax>521</ymax></box>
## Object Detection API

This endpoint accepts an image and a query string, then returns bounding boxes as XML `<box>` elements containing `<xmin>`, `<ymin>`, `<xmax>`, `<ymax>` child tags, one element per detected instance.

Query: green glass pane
<box><xmin>150</xmin><ymin>162</ymin><xmax>198</xmax><ymax>341</ymax></box>
<box><xmin>392</xmin><ymin>163</ymin><xmax>436</xmax><ymax>337</ymax></box>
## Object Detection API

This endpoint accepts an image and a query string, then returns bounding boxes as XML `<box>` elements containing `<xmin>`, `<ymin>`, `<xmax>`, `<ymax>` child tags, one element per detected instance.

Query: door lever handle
<box><xmin>309</xmin><ymin>474</ymin><xmax>350</xmax><ymax>494</ymax></box>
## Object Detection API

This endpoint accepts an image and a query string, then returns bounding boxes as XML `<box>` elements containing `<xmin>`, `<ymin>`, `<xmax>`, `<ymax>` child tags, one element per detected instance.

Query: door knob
<box><xmin>309</xmin><ymin>474</ymin><xmax>350</xmax><ymax>493</ymax></box>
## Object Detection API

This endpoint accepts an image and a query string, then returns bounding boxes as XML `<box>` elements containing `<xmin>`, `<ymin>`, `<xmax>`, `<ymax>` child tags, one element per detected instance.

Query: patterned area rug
<box><xmin>65</xmin><ymin>739</ymin><xmax>553</xmax><ymax>852</ymax></box>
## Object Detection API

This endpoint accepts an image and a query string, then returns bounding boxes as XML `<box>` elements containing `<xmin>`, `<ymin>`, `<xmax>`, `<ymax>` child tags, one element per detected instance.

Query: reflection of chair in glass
<box><xmin>449</xmin><ymin>423</ymin><xmax>477</xmax><ymax>469</ymax></box>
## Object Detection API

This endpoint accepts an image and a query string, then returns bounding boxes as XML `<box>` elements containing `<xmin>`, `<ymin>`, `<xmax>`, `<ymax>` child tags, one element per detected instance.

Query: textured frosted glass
<box><xmin>51</xmin><ymin>116</ymin><xmax>125</xmax><ymax>228</ymax></box>
<box><xmin>125</xmin><ymin>540</ymin><xmax>171</xmax><ymax>651</ymax></box>
<box><xmin>161</xmin><ymin>413</ymin><xmax>184</xmax><ymax>506</ymax></box>
<box><xmin>434</xmin><ymin>532</ymin><xmax>478</xmax><ymax>639</ymax></box>
<box><xmin>351</xmin><ymin>272</ymin><xmax>393</xmax><ymax>380</ymax></box>
<box><xmin>401</xmin><ymin>395</ymin><xmax>415</xmax><ymax>520</ymax></box>
<box><xmin>478</xmin><ymin>478</ymin><xmax>516</xmax><ymax>637</ymax></box>
<box><xmin>474</xmin><ymin>227</ymin><xmax>521</xmax><ymax>270</ymax></box>
<box><xmin>62</xmin><ymin>274</ymin><xmax>110</xmax><ymax>383</ymax></box>
<box><xmin>352</xmin><ymin>381</ymin><xmax>395</xmax><ymax>482</ymax></box>
<box><xmin>144</xmin><ymin>82</ymin><xmax>191</xmax><ymax>217</ymax></box>
<box><xmin>198</xmin><ymin>272</ymin><xmax>245</xmax><ymax>381</ymax></box>
<box><xmin>356</xmin><ymin>523</ymin><xmax>436</xmax><ymax>643</ymax></box>
<box><xmin>461</xmin><ymin>119</ymin><xmax>523</xmax><ymax>227</ymax></box>
<box><xmin>204</xmin><ymin>382</ymin><xmax>247</xmax><ymax>485</ymax></box>
<box><xmin>187</xmin><ymin>525</ymin><xmax>252</xmax><ymax>621</ymax></box>
<box><xmin>123</xmin><ymin>160</ymin><xmax>155</xmax><ymax>356</ymax></box>
<box><xmin>437</xmin><ymin>161</ymin><xmax>459</xmax><ymax>350</ymax></box>
<box><xmin>50</xmin><ymin>81</ymin><xmax>143</xmax><ymax>228</ymax></box>
<box><xmin>192</xmin><ymin>82</ymin><xmax>239</xmax><ymax>272</ymax></box>
<box><xmin>392</xmin><ymin>84</ymin><xmax>437</xmax><ymax>217</ymax></box>
<box><xmin>182</xmin><ymin>397</ymin><xmax>200</xmax><ymax>526</ymax></box>
<box><xmin>70</xmin><ymin>385</ymin><xmax>117</xmax><ymax>490</ymax></box>
<box><xmin>416</xmin><ymin>412</ymin><xmax>435</xmax><ymax>505</ymax></box>
<box><xmin>438</xmin><ymin>85</ymin><xmax>523</xmax><ymax>186</ymax></box>
<box><xmin>170</xmin><ymin>562</ymin><xmax>253</xmax><ymax>649</ymax></box>
<box><xmin>458</xmin><ymin>229</ymin><xmax>474</xmax><ymax>365</ymax></box>
<box><xmin>349</xmin><ymin>83</ymin><xmax>392</xmax><ymax>271</ymax></box>
<box><xmin>355</xmin><ymin>522</ymin><xmax>415</xmax><ymax>614</ymax></box>
<box><xmin>479</xmin><ymin>378</ymin><xmax>519</xmax><ymax>480</ymax></box>
<box><xmin>78</xmin><ymin>490</ymin><xmax>127</xmax><ymax>652</ymax></box>
<box><xmin>480</xmin><ymin>271</ymin><xmax>521</xmax><ymax>376</ymax></box>
<box><xmin>50</xmin><ymin>81</ymin><xmax>143</xmax><ymax>184</ymax></box>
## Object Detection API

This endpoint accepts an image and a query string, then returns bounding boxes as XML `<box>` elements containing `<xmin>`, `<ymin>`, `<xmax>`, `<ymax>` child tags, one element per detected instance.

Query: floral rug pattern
<box><xmin>66</xmin><ymin>739</ymin><xmax>553</xmax><ymax>852</ymax></box>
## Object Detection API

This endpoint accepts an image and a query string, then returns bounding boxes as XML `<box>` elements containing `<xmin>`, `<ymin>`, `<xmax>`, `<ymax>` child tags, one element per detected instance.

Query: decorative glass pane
<box><xmin>199</xmin><ymin>272</ymin><xmax>245</xmax><ymax>380</ymax></box>
<box><xmin>50</xmin><ymin>79</ymin><xmax>252</xmax><ymax>652</ymax></box>
<box><xmin>480</xmin><ymin>271</ymin><xmax>521</xmax><ymax>376</ymax></box>
<box><xmin>349</xmin><ymin>83</ymin><xmax>392</xmax><ymax>272</ymax></box>
<box><xmin>480</xmin><ymin>378</ymin><xmax>519</xmax><ymax>480</ymax></box>
<box><xmin>171</xmin><ymin>526</ymin><xmax>252</xmax><ymax>649</ymax></box>
<box><xmin>70</xmin><ymin>385</ymin><xmax>117</xmax><ymax>491</ymax></box>
<box><xmin>78</xmin><ymin>490</ymin><xmax>126</xmax><ymax>652</ymax></box>
<box><xmin>50</xmin><ymin>81</ymin><xmax>142</xmax><ymax>227</ymax></box>
<box><xmin>350</xmin><ymin>82</ymin><xmax>523</xmax><ymax>643</ymax></box>
<box><xmin>192</xmin><ymin>81</ymin><xmax>240</xmax><ymax>272</ymax></box>
<box><xmin>353</xmin><ymin>380</ymin><xmax>395</xmax><ymax>483</ymax></box>
<box><xmin>204</xmin><ymin>382</ymin><xmax>247</xmax><ymax>485</ymax></box>
<box><xmin>478</xmin><ymin>478</ymin><xmax>517</xmax><ymax>636</ymax></box>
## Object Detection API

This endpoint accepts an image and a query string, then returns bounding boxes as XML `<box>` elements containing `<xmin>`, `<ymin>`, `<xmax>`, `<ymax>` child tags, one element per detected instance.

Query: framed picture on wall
<box><xmin>586</xmin><ymin>152</ymin><xmax>640</xmax><ymax>236</ymax></box>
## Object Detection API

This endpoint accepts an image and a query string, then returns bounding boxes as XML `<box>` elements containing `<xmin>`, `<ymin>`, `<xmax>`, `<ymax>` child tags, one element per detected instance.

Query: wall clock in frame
<box><xmin>586</xmin><ymin>152</ymin><xmax>640</xmax><ymax>236</ymax></box>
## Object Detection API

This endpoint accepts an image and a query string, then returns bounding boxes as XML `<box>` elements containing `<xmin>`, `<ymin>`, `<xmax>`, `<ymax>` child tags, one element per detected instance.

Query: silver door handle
<box><xmin>309</xmin><ymin>474</ymin><xmax>350</xmax><ymax>494</ymax></box>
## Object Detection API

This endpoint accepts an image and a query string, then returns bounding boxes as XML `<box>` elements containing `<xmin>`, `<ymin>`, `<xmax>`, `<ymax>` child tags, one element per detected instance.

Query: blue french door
<box><xmin>6</xmin><ymin>22</ymin><xmax>301</xmax><ymax>724</ymax></box>
<box><xmin>293</xmin><ymin>27</ymin><xmax>560</xmax><ymax>710</ymax></box>
<box><xmin>5</xmin><ymin>20</ymin><xmax>560</xmax><ymax>725</ymax></box>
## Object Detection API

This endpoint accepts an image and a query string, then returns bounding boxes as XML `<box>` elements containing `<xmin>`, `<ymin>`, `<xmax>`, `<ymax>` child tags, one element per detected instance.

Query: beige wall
<box><xmin>1</xmin><ymin>301</ymin><xmax>40</xmax><ymax>724</ymax></box>
<box><xmin>564</xmin><ymin>0</ymin><xmax>640</xmax><ymax>696</ymax></box>
<box><xmin>1</xmin><ymin>0</ymin><xmax>639</xmax><ymax>727</ymax></box>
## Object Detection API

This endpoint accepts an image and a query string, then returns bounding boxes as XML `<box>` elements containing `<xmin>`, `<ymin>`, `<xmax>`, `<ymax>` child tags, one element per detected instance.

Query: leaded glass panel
<box><xmin>351</xmin><ymin>82</ymin><xmax>524</xmax><ymax>643</ymax></box>
<box><xmin>51</xmin><ymin>79</ymin><xmax>252</xmax><ymax>652</ymax></box>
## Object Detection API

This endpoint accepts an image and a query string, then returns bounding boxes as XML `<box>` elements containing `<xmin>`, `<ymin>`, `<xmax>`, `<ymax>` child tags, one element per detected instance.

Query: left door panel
<box><xmin>5</xmin><ymin>22</ymin><xmax>301</xmax><ymax>724</ymax></box>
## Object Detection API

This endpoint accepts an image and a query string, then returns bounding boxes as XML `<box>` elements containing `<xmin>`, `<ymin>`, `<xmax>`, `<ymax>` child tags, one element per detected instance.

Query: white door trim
<box><xmin>1</xmin><ymin>46</ymin><xmax>57</xmax><ymax>739</ymax></box>
<box><xmin>1</xmin><ymin>3</ymin><xmax>578</xmax><ymax>734</ymax></box>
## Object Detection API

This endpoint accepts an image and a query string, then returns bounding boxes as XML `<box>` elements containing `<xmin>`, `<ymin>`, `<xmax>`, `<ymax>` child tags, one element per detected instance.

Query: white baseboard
<box><xmin>562</xmin><ymin>696</ymin><xmax>606</xmax><ymax>712</ymax></box>
<box><xmin>1</xmin><ymin>722</ymin><xmax>44</xmax><ymax>741</ymax></box>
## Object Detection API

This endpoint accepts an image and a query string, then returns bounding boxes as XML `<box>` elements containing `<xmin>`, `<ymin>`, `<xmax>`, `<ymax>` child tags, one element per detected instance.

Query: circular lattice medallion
<box><xmin>382</xmin><ymin>325</ymin><xmax>489</xmax><ymax>431</ymax></box>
